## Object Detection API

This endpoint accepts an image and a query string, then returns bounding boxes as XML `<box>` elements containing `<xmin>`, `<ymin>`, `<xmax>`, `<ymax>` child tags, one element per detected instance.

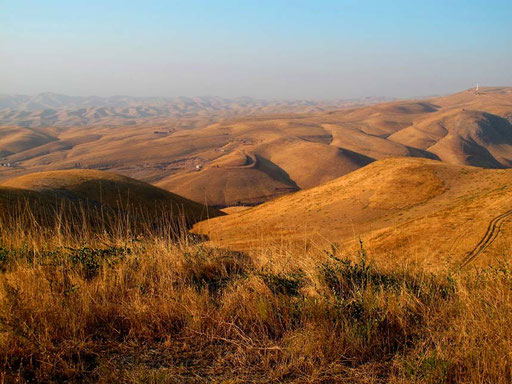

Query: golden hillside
<box><xmin>193</xmin><ymin>157</ymin><xmax>512</xmax><ymax>268</ymax></box>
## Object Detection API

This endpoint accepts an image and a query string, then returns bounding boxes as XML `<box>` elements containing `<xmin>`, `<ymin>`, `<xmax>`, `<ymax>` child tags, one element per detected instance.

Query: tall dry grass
<box><xmin>0</xmin><ymin>202</ymin><xmax>511</xmax><ymax>383</ymax></box>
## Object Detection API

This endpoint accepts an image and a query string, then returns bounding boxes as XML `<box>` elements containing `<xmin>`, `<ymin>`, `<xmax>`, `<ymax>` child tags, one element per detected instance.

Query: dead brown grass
<box><xmin>1</xmin><ymin>204</ymin><xmax>512</xmax><ymax>383</ymax></box>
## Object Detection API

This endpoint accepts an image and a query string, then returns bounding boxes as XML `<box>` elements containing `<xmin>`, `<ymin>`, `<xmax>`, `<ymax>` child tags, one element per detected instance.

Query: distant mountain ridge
<box><xmin>0</xmin><ymin>92</ymin><xmax>315</xmax><ymax>110</ymax></box>
<box><xmin>0</xmin><ymin>92</ymin><xmax>391</xmax><ymax>128</ymax></box>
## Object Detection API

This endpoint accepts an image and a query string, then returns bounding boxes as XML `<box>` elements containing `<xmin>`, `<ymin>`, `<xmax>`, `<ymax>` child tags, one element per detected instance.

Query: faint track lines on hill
<box><xmin>461</xmin><ymin>209</ymin><xmax>512</xmax><ymax>267</ymax></box>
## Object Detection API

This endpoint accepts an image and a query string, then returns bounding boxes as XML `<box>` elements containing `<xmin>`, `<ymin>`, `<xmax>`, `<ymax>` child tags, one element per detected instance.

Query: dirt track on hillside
<box><xmin>461</xmin><ymin>209</ymin><xmax>512</xmax><ymax>267</ymax></box>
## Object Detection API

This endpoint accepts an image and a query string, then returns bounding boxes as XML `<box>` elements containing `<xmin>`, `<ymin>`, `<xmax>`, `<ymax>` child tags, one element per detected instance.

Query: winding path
<box><xmin>460</xmin><ymin>209</ymin><xmax>512</xmax><ymax>267</ymax></box>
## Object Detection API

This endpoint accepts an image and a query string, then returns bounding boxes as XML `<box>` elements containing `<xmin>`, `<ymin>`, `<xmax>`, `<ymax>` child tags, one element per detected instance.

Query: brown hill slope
<box><xmin>1</xmin><ymin>169</ymin><xmax>223</xmax><ymax>226</ymax></box>
<box><xmin>0</xmin><ymin>126</ymin><xmax>58</xmax><ymax>156</ymax></box>
<box><xmin>1</xmin><ymin>87</ymin><xmax>511</xmax><ymax>206</ymax></box>
<box><xmin>193</xmin><ymin>157</ymin><xmax>512</xmax><ymax>267</ymax></box>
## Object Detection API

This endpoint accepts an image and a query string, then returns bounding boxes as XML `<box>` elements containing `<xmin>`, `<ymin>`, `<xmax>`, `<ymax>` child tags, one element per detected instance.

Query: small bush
<box><xmin>261</xmin><ymin>271</ymin><xmax>304</xmax><ymax>296</ymax></box>
<box><xmin>182</xmin><ymin>246</ymin><xmax>250</xmax><ymax>292</ymax></box>
<box><xmin>403</xmin><ymin>351</ymin><xmax>454</xmax><ymax>383</ymax></box>
<box><xmin>69</xmin><ymin>246</ymin><xmax>129</xmax><ymax>279</ymax></box>
<box><xmin>0</xmin><ymin>247</ymin><xmax>9</xmax><ymax>271</ymax></box>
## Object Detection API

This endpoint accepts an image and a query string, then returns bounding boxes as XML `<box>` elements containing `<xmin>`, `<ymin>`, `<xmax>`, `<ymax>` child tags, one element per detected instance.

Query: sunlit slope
<box><xmin>389</xmin><ymin>109</ymin><xmax>512</xmax><ymax>167</ymax></box>
<box><xmin>158</xmin><ymin>130</ymin><xmax>373</xmax><ymax>206</ymax></box>
<box><xmin>1</xmin><ymin>169</ymin><xmax>223</xmax><ymax>224</ymax></box>
<box><xmin>193</xmin><ymin>157</ymin><xmax>512</xmax><ymax>266</ymax></box>
<box><xmin>2</xmin><ymin>87</ymin><xmax>511</xmax><ymax>206</ymax></box>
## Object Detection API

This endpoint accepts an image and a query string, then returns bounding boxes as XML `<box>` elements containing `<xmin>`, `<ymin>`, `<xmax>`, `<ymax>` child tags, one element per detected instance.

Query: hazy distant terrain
<box><xmin>0</xmin><ymin>92</ymin><xmax>389</xmax><ymax>128</ymax></box>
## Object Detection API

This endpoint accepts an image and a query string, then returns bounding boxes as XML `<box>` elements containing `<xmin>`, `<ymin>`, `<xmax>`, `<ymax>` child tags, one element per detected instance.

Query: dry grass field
<box><xmin>1</xmin><ymin>203</ymin><xmax>512</xmax><ymax>383</ymax></box>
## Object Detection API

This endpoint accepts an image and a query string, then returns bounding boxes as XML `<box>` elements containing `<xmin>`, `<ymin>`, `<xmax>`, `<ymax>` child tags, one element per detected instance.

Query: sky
<box><xmin>2</xmin><ymin>0</ymin><xmax>511</xmax><ymax>100</ymax></box>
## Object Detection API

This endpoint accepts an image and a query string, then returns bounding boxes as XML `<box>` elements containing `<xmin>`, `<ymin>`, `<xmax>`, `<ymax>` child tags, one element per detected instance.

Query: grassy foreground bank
<box><xmin>0</xmin><ymin>213</ymin><xmax>511</xmax><ymax>383</ymax></box>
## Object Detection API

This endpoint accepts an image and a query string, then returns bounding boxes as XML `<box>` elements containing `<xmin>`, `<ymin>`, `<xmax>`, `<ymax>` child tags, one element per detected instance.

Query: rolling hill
<box><xmin>0</xmin><ymin>93</ymin><xmax>378</xmax><ymax>128</ymax></box>
<box><xmin>1</xmin><ymin>87</ymin><xmax>511</xmax><ymax>207</ymax></box>
<box><xmin>193</xmin><ymin>157</ymin><xmax>512</xmax><ymax>268</ymax></box>
<box><xmin>0</xmin><ymin>169</ymin><xmax>223</xmax><ymax>227</ymax></box>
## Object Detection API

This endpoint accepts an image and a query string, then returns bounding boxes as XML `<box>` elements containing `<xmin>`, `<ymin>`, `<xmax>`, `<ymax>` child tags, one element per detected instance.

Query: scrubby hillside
<box><xmin>1</xmin><ymin>222</ymin><xmax>511</xmax><ymax>382</ymax></box>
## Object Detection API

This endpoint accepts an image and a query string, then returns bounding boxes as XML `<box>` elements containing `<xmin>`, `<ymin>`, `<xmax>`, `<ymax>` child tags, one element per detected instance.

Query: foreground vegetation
<box><xmin>0</xmin><ymin>208</ymin><xmax>511</xmax><ymax>383</ymax></box>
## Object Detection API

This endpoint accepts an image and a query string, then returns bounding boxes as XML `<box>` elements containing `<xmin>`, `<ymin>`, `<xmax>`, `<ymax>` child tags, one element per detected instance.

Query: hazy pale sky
<box><xmin>2</xmin><ymin>0</ymin><xmax>511</xmax><ymax>99</ymax></box>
